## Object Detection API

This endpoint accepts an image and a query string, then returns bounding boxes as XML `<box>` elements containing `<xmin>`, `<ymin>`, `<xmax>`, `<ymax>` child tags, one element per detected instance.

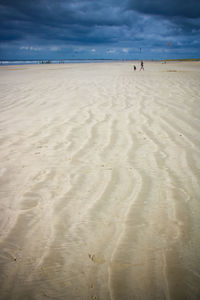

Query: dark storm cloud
<box><xmin>0</xmin><ymin>0</ymin><xmax>199</xmax><ymax>59</ymax></box>
<box><xmin>0</xmin><ymin>0</ymin><xmax>133</xmax><ymax>43</ymax></box>
<box><xmin>128</xmin><ymin>0</ymin><xmax>200</xmax><ymax>19</ymax></box>
<box><xmin>127</xmin><ymin>0</ymin><xmax>200</xmax><ymax>44</ymax></box>
<box><xmin>0</xmin><ymin>0</ymin><xmax>199</xmax><ymax>43</ymax></box>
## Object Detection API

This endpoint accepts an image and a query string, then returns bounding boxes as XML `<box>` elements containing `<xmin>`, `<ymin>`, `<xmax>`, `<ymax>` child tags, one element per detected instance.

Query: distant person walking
<box><xmin>133</xmin><ymin>65</ymin><xmax>136</xmax><ymax>71</ymax></box>
<box><xmin>140</xmin><ymin>61</ymin><xmax>144</xmax><ymax>71</ymax></box>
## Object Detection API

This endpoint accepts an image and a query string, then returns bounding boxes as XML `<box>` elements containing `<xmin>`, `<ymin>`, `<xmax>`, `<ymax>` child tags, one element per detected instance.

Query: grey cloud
<box><xmin>127</xmin><ymin>0</ymin><xmax>200</xmax><ymax>18</ymax></box>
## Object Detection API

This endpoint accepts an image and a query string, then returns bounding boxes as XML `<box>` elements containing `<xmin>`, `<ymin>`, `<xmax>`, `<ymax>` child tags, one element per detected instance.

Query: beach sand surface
<box><xmin>0</xmin><ymin>61</ymin><xmax>200</xmax><ymax>300</ymax></box>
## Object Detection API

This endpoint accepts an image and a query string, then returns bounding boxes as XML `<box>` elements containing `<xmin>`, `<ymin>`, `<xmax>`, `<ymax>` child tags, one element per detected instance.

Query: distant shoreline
<box><xmin>164</xmin><ymin>58</ymin><xmax>200</xmax><ymax>61</ymax></box>
<box><xmin>0</xmin><ymin>58</ymin><xmax>200</xmax><ymax>66</ymax></box>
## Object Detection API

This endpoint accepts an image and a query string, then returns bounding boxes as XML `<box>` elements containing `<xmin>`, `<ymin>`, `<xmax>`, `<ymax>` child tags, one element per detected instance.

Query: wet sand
<box><xmin>0</xmin><ymin>61</ymin><xmax>200</xmax><ymax>299</ymax></box>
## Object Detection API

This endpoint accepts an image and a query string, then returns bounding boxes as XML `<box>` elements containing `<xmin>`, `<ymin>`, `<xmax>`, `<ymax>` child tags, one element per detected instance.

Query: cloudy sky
<box><xmin>0</xmin><ymin>0</ymin><xmax>200</xmax><ymax>60</ymax></box>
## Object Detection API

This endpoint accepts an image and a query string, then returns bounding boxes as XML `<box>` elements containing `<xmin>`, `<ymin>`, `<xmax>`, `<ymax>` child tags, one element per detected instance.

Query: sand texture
<box><xmin>0</xmin><ymin>61</ymin><xmax>200</xmax><ymax>300</ymax></box>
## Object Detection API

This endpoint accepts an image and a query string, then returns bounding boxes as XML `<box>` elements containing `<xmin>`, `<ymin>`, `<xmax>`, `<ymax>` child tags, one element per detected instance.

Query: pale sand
<box><xmin>0</xmin><ymin>61</ymin><xmax>200</xmax><ymax>300</ymax></box>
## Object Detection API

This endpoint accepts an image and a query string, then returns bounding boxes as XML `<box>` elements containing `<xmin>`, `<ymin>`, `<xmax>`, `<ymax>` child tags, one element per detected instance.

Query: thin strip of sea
<box><xmin>0</xmin><ymin>59</ymin><xmax>125</xmax><ymax>66</ymax></box>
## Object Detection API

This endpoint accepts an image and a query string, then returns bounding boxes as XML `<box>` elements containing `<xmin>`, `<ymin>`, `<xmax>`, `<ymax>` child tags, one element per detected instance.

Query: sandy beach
<box><xmin>0</xmin><ymin>61</ymin><xmax>200</xmax><ymax>300</ymax></box>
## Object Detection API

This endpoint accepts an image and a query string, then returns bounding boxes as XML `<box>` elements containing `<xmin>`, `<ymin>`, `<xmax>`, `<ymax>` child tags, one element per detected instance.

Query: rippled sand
<box><xmin>0</xmin><ymin>61</ymin><xmax>200</xmax><ymax>300</ymax></box>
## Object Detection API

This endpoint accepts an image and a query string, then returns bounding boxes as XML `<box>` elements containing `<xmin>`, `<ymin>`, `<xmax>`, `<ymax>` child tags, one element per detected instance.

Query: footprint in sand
<box><xmin>88</xmin><ymin>254</ymin><xmax>105</xmax><ymax>264</ymax></box>
<box><xmin>0</xmin><ymin>242</ymin><xmax>21</xmax><ymax>262</ymax></box>
<box><xmin>20</xmin><ymin>192</ymin><xmax>40</xmax><ymax>210</ymax></box>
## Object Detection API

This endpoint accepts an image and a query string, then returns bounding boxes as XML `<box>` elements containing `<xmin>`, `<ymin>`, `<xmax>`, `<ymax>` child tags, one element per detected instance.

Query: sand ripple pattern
<box><xmin>0</xmin><ymin>62</ymin><xmax>200</xmax><ymax>300</ymax></box>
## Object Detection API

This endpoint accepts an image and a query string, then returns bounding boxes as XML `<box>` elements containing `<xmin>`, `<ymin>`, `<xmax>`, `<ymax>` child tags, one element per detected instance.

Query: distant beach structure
<box><xmin>40</xmin><ymin>60</ymin><xmax>51</xmax><ymax>64</ymax></box>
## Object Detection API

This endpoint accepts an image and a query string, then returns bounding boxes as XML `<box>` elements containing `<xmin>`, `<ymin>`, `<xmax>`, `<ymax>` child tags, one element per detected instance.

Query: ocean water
<box><xmin>0</xmin><ymin>59</ymin><xmax>122</xmax><ymax>66</ymax></box>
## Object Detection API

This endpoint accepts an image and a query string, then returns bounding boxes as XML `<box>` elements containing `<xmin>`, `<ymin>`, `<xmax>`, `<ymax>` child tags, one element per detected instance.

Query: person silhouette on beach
<box><xmin>134</xmin><ymin>65</ymin><xmax>136</xmax><ymax>71</ymax></box>
<box><xmin>140</xmin><ymin>61</ymin><xmax>144</xmax><ymax>71</ymax></box>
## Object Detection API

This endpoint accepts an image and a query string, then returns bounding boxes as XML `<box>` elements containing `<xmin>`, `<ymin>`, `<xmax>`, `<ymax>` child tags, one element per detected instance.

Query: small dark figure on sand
<box><xmin>140</xmin><ymin>61</ymin><xmax>144</xmax><ymax>71</ymax></box>
<box><xmin>134</xmin><ymin>65</ymin><xmax>136</xmax><ymax>71</ymax></box>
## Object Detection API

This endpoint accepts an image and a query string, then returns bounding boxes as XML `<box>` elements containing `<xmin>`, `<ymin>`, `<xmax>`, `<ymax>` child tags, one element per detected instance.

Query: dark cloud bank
<box><xmin>0</xmin><ymin>0</ymin><xmax>200</xmax><ymax>60</ymax></box>
<box><xmin>128</xmin><ymin>0</ymin><xmax>200</xmax><ymax>18</ymax></box>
